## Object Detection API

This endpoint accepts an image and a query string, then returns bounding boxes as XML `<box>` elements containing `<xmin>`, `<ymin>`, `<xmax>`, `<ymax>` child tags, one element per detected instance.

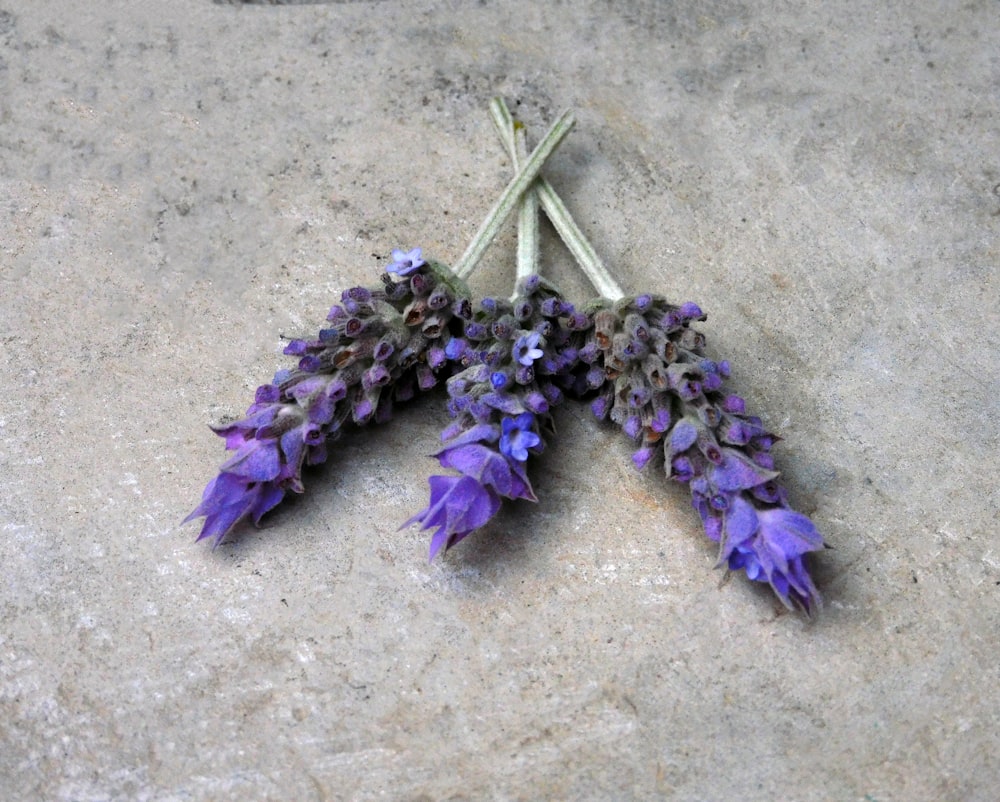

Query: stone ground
<box><xmin>2</xmin><ymin>2</ymin><xmax>998</xmax><ymax>800</ymax></box>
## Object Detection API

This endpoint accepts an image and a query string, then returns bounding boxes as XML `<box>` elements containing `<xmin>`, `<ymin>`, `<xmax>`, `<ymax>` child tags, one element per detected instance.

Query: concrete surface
<box><xmin>2</xmin><ymin>2</ymin><xmax>998</xmax><ymax>800</ymax></box>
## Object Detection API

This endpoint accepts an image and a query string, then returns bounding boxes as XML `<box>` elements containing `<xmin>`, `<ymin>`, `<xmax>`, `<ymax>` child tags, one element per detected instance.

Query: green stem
<box><xmin>453</xmin><ymin>109</ymin><xmax>575</xmax><ymax>282</ymax></box>
<box><xmin>513</xmin><ymin>123</ymin><xmax>539</xmax><ymax>299</ymax></box>
<box><xmin>488</xmin><ymin>97</ymin><xmax>625</xmax><ymax>302</ymax></box>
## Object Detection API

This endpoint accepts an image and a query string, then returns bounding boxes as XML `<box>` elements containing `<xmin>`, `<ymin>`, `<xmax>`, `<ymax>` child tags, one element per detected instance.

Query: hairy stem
<box><xmin>488</xmin><ymin>97</ymin><xmax>625</xmax><ymax>301</ymax></box>
<box><xmin>453</xmin><ymin>109</ymin><xmax>575</xmax><ymax>281</ymax></box>
<box><xmin>513</xmin><ymin>123</ymin><xmax>539</xmax><ymax>298</ymax></box>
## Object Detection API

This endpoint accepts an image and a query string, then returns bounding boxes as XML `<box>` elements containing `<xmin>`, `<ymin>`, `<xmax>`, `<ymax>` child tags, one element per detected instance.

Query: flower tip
<box><xmin>679</xmin><ymin>301</ymin><xmax>705</xmax><ymax>320</ymax></box>
<box><xmin>192</xmin><ymin>520</ymin><xmax>227</xmax><ymax>549</ymax></box>
<box><xmin>428</xmin><ymin>530</ymin><xmax>449</xmax><ymax>562</ymax></box>
<box><xmin>802</xmin><ymin>593</ymin><xmax>823</xmax><ymax>619</ymax></box>
<box><xmin>387</xmin><ymin>247</ymin><xmax>426</xmax><ymax>276</ymax></box>
<box><xmin>196</xmin><ymin>530</ymin><xmax>223</xmax><ymax>549</ymax></box>
<box><xmin>632</xmin><ymin>447</ymin><xmax>654</xmax><ymax>471</ymax></box>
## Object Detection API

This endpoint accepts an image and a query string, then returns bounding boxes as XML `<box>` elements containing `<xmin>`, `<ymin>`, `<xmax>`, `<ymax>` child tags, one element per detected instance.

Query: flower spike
<box><xmin>405</xmin><ymin>276</ymin><xmax>586</xmax><ymax>559</ymax></box>
<box><xmin>187</xmin><ymin>97</ymin><xmax>829</xmax><ymax>619</ymax></box>
<box><xmin>579</xmin><ymin>295</ymin><xmax>826</xmax><ymax>615</ymax></box>
<box><xmin>491</xmin><ymin>100</ymin><xmax>826</xmax><ymax>615</ymax></box>
<box><xmin>185</xmin><ymin>256</ymin><xmax>471</xmax><ymax>546</ymax></box>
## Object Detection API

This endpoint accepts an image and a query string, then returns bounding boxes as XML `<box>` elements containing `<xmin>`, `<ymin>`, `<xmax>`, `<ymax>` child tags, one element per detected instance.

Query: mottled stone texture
<box><xmin>1</xmin><ymin>2</ymin><xmax>998</xmax><ymax>800</ymax></box>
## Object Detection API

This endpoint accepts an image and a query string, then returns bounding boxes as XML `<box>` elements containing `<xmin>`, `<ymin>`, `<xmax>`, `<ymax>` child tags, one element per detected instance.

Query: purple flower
<box><xmin>184</xmin><ymin>399</ymin><xmax>314</xmax><ymax>547</ymax></box>
<box><xmin>715</xmin><ymin>497</ymin><xmax>824</xmax><ymax>614</ymax></box>
<box><xmin>405</xmin><ymin>419</ymin><xmax>539</xmax><ymax>560</ymax></box>
<box><xmin>632</xmin><ymin>446</ymin><xmax>655</xmax><ymax>471</ymax></box>
<box><xmin>406</xmin><ymin>276</ymin><xmax>585</xmax><ymax>559</ymax></box>
<box><xmin>437</xmin><ymin>440</ymin><xmax>536</xmax><ymax>502</ymax></box>
<box><xmin>513</xmin><ymin>331</ymin><xmax>544</xmax><ymax>366</ymax></box>
<box><xmin>490</xmin><ymin>370</ymin><xmax>510</xmax><ymax>390</ymax></box>
<box><xmin>183</xmin><ymin>472</ymin><xmax>287</xmax><ymax>545</ymax></box>
<box><xmin>500</xmin><ymin>413</ymin><xmax>541</xmax><ymax>461</ymax></box>
<box><xmin>404</xmin><ymin>475</ymin><xmax>502</xmax><ymax>560</ymax></box>
<box><xmin>387</xmin><ymin>247</ymin><xmax>426</xmax><ymax>276</ymax></box>
<box><xmin>679</xmin><ymin>301</ymin><xmax>704</xmax><ymax>320</ymax></box>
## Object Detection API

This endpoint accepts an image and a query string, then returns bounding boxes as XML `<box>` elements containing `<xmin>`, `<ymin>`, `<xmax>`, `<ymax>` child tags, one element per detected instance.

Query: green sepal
<box><xmin>424</xmin><ymin>259</ymin><xmax>472</xmax><ymax>300</ymax></box>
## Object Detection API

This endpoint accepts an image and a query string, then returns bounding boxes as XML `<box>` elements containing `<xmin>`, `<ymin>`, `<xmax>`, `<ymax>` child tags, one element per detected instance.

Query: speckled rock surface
<box><xmin>2</xmin><ymin>2</ymin><xmax>998</xmax><ymax>800</ymax></box>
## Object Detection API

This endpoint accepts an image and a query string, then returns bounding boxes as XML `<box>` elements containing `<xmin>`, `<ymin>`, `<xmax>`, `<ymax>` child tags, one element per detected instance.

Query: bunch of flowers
<box><xmin>184</xmin><ymin>250</ymin><xmax>470</xmax><ymax>545</ymax></box>
<box><xmin>186</xmin><ymin>97</ymin><xmax>828</xmax><ymax>616</ymax></box>
<box><xmin>405</xmin><ymin>275</ymin><xmax>591</xmax><ymax>558</ymax></box>
<box><xmin>186</xmin><ymin>106</ymin><xmax>576</xmax><ymax>548</ymax></box>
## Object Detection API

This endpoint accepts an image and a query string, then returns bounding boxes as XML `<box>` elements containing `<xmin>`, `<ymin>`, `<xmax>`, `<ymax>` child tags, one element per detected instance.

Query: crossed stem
<box><xmin>452</xmin><ymin>98</ymin><xmax>626</xmax><ymax>303</ymax></box>
<box><xmin>488</xmin><ymin>97</ymin><xmax>625</xmax><ymax>302</ymax></box>
<box><xmin>452</xmin><ymin>110</ymin><xmax>575</xmax><ymax>281</ymax></box>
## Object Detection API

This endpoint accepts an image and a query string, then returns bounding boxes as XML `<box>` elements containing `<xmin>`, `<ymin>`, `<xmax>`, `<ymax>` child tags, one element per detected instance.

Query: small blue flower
<box><xmin>500</xmin><ymin>413</ymin><xmax>541</xmax><ymax>461</ymax></box>
<box><xmin>512</xmin><ymin>331</ymin><xmax>544</xmax><ymax>366</ymax></box>
<box><xmin>387</xmin><ymin>247</ymin><xmax>426</xmax><ymax>277</ymax></box>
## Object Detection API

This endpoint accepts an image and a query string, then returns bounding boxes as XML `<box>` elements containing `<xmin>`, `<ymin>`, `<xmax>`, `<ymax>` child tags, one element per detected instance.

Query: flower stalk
<box><xmin>453</xmin><ymin>109</ymin><xmax>575</xmax><ymax>281</ymax></box>
<box><xmin>513</xmin><ymin>122</ymin><xmax>539</xmax><ymax>296</ymax></box>
<box><xmin>488</xmin><ymin>97</ymin><xmax>624</xmax><ymax>301</ymax></box>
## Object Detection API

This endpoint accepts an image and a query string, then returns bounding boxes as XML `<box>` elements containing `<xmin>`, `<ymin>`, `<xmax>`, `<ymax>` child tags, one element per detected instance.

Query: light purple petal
<box><xmin>710</xmin><ymin>449</ymin><xmax>779</xmax><ymax>492</ymax></box>
<box><xmin>185</xmin><ymin>472</ymin><xmax>259</xmax><ymax>546</ymax></box>
<box><xmin>279</xmin><ymin>428</ymin><xmax>306</xmax><ymax>470</ymax></box>
<box><xmin>388</xmin><ymin>247</ymin><xmax>426</xmax><ymax>276</ymax></box>
<box><xmin>404</xmin><ymin>475</ymin><xmax>502</xmax><ymax>560</ymax></box>
<box><xmin>669</xmin><ymin>419</ymin><xmax>698</xmax><ymax>454</ymax></box>
<box><xmin>287</xmin><ymin>376</ymin><xmax>328</xmax><ymax>401</ymax></box>
<box><xmin>219</xmin><ymin>440</ymin><xmax>281</xmax><ymax>482</ymax></box>
<box><xmin>437</xmin><ymin>423</ymin><xmax>499</xmax><ymax>450</ymax></box>
<box><xmin>717</xmin><ymin>495</ymin><xmax>760</xmax><ymax>565</ymax></box>
<box><xmin>480</xmin><ymin>391</ymin><xmax>525</xmax><ymax>415</ymax></box>
<box><xmin>505</xmin><ymin>458</ymin><xmax>538</xmax><ymax>502</ymax></box>
<box><xmin>250</xmin><ymin>484</ymin><xmax>286</xmax><ymax>524</ymax></box>
<box><xmin>632</xmin><ymin>447</ymin><xmax>654</xmax><ymax>471</ymax></box>
<box><xmin>757</xmin><ymin>507</ymin><xmax>825</xmax><ymax>560</ymax></box>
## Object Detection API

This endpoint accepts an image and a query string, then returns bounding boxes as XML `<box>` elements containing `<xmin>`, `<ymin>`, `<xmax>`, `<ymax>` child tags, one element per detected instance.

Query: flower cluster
<box><xmin>186</xmin><ymin>252</ymin><xmax>827</xmax><ymax>614</ymax></box>
<box><xmin>186</xmin><ymin>95</ymin><xmax>830</xmax><ymax>616</ymax></box>
<box><xmin>185</xmin><ymin>250</ymin><xmax>471</xmax><ymax>546</ymax></box>
<box><xmin>583</xmin><ymin>295</ymin><xmax>826</xmax><ymax>615</ymax></box>
<box><xmin>404</xmin><ymin>275</ymin><xmax>591</xmax><ymax>558</ymax></box>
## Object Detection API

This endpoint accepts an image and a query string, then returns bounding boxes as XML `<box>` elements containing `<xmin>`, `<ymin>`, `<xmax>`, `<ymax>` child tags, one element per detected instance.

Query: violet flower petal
<box><xmin>710</xmin><ymin>449</ymin><xmax>780</xmax><ymax>492</ymax></box>
<box><xmin>404</xmin><ymin>475</ymin><xmax>502</xmax><ymax>560</ymax></box>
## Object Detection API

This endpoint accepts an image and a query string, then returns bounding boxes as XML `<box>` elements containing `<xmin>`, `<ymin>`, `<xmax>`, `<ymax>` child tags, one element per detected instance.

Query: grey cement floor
<box><xmin>2</xmin><ymin>2</ymin><xmax>998</xmax><ymax>800</ymax></box>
